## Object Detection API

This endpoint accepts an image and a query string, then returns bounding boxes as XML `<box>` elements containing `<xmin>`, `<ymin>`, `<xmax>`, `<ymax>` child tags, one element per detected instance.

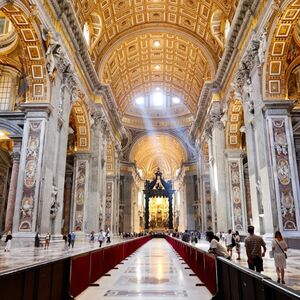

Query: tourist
<box><xmin>225</xmin><ymin>229</ymin><xmax>234</xmax><ymax>258</ymax></box>
<box><xmin>89</xmin><ymin>231</ymin><xmax>95</xmax><ymax>245</ymax></box>
<box><xmin>71</xmin><ymin>231</ymin><xmax>76</xmax><ymax>248</ymax></box>
<box><xmin>235</xmin><ymin>231</ymin><xmax>241</xmax><ymax>260</ymax></box>
<box><xmin>98</xmin><ymin>229</ymin><xmax>105</xmax><ymax>247</ymax></box>
<box><xmin>67</xmin><ymin>232</ymin><xmax>72</xmax><ymax>248</ymax></box>
<box><xmin>4</xmin><ymin>231</ymin><xmax>12</xmax><ymax>252</ymax></box>
<box><xmin>106</xmin><ymin>229</ymin><xmax>111</xmax><ymax>244</ymax></box>
<box><xmin>34</xmin><ymin>232</ymin><xmax>40</xmax><ymax>247</ymax></box>
<box><xmin>206</xmin><ymin>231</ymin><xmax>230</xmax><ymax>259</ymax></box>
<box><xmin>44</xmin><ymin>232</ymin><xmax>51</xmax><ymax>250</ymax></box>
<box><xmin>182</xmin><ymin>230</ymin><xmax>190</xmax><ymax>243</ymax></box>
<box><xmin>63</xmin><ymin>234</ymin><xmax>68</xmax><ymax>250</ymax></box>
<box><xmin>272</xmin><ymin>230</ymin><xmax>288</xmax><ymax>284</ymax></box>
<box><xmin>245</xmin><ymin>225</ymin><xmax>266</xmax><ymax>273</ymax></box>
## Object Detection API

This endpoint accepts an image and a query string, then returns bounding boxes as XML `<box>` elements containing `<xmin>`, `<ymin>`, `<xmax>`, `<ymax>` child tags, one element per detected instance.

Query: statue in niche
<box><xmin>50</xmin><ymin>185</ymin><xmax>60</xmax><ymax>219</ymax></box>
<box><xmin>17</xmin><ymin>55</ymin><xmax>28</xmax><ymax>104</ymax></box>
<box><xmin>258</xmin><ymin>29</ymin><xmax>267</xmax><ymax>65</ymax></box>
<box><xmin>42</xmin><ymin>29</ymin><xmax>60</xmax><ymax>80</ymax></box>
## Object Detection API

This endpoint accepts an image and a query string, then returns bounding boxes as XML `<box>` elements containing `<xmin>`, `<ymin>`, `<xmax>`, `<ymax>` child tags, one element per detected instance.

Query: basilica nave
<box><xmin>0</xmin><ymin>0</ymin><xmax>300</xmax><ymax>258</ymax></box>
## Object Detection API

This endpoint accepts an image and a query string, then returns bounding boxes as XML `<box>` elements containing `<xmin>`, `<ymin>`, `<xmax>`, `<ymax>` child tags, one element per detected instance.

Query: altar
<box><xmin>143</xmin><ymin>169</ymin><xmax>175</xmax><ymax>231</ymax></box>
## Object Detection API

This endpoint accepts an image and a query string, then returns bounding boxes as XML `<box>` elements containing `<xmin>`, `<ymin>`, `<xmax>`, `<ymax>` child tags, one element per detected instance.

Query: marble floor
<box><xmin>76</xmin><ymin>239</ymin><xmax>212</xmax><ymax>300</ymax></box>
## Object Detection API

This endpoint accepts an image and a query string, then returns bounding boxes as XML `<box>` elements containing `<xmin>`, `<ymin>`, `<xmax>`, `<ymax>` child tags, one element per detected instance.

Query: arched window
<box><xmin>210</xmin><ymin>9</ymin><xmax>229</xmax><ymax>48</ymax></box>
<box><xmin>0</xmin><ymin>66</ymin><xmax>18</xmax><ymax>111</ymax></box>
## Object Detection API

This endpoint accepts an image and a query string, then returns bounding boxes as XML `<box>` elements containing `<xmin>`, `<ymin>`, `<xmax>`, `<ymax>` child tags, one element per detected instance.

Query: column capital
<box><xmin>224</xmin><ymin>149</ymin><xmax>246</xmax><ymax>159</ymax></box>
<box><xmin>74</xmin><ymin>152</ymin><xmax>91</xmax><ymax>160</ymax></box>
<box><xmin>262</xmin><ymin>100</ymin><xmax>295</xmax><ymax>116</ymax></box>
<box><xmin>20</xmin><ymin>103</ymin><xmax>54</xmax><ymax>118</ymax></box>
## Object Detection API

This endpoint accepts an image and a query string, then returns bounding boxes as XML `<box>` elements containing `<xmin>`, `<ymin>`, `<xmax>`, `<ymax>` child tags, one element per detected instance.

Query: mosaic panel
<box><xmin>229</xmin><ymin>160</ymin><xmax>244</xmax><ymax>231</ymax></box>
<box><xmin>19</xmin><ymin>121</ymin><xmax>42</xmax><ymax>231</ymax></box>
<box><xmin>104</xmin><ymin>181</ymin><xmax>113</xmax><ymax>230</ymax></box>
<box><xmin>271</xmin><ymin>119</ymin><xmax>298</xmax><ymax>231</ymax></box>
<box><xmin>74</xmin><ymin>160</ymin><xmax>87</xmax><ymax>231</ymax></box>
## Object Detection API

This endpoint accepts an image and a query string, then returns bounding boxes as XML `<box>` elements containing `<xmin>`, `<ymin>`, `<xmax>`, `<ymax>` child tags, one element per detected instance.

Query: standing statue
<box><xmin>42</xmin><ymin>28</ymin><xmax>60</xmax><ymax>80</ymax></box>
<box><xmin>258</xmin><ymin>29</ymin><xmax>267</xmax><ymax>66</ymax></box>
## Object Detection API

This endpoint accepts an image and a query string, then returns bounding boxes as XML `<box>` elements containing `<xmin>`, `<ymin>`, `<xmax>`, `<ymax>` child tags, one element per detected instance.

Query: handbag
<box><xmin>269</xmin><ymin>250</ymin><xmax>274</xmax><ymax>258</ymax></box>
<box><xmin>275</xmin><ymin>240</ymin><xmax>287</xmax><ymax>259</ymax></box>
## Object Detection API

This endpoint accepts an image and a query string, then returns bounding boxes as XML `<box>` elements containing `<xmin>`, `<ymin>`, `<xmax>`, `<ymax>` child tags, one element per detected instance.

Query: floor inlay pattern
<box><xmin>104</xmin><ymin>290</ymin><xmax>188</xmax><ymax>297</ymax></box>
<box><xmin>77</xmin><ymin>239</ymin><xmax>212</xmax><ymax>300</ymax></box>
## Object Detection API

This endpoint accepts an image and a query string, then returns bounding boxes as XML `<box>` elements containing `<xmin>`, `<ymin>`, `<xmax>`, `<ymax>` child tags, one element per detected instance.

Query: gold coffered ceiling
<box><xmin>102</xmin><ymin>33</ymin><xmax>211</xmax><ymax>113</ymax></box>
<box><xmin>71</xmin><ymin>0</ymin><xmax>237</xmax><ymax>122</ymax></box>
<box><xmin>130</xmin><ymin>134</ymin><xmax>186</xmax><ymax>179</ymax></box>
<box><xmin>72</xmin><ymin>0</ymin><xmax>237</xmax><ymax>62</ymax></box>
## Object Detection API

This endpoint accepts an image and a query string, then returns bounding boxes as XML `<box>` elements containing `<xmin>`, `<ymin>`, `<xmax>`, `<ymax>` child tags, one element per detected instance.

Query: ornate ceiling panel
<box><xmin>72</xmin><ymin>0</ymin><xmax>237</xmax><ymax>65</ymax></box>
<box><xmin>102</xmin><ymin>32</ymin><xmax>211</xmax><ymax>114</ymax></box>
<box><xmin>129</xmin><ymin>134</ymin><xmax>186</xmax><ymax>179</ymax></box>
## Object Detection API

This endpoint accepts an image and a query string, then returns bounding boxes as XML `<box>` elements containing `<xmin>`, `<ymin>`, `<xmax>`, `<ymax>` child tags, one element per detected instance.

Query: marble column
<box><xmin>226</xmin><ymin>150</ymin><xmax>248</xmax><ymax>234</ymax></box>
<box><xmin>72</xmin><ymin>152</ymin><xmax>90</xmax><ymax>233</ymax></box>
<box><xmin>208</xmin><ymin>107</ymin><xmax>230</xmax><ymax>232</ymax></box>
<box><xmin>4</xmin><ymin>140</ymin><xmax>21</xmax><ymax>232</ymax></box>
<box><xmin>264</xmin><ymin>101</ymin><xmax>300</xmax><ymax>236</ymax></box>
<box><xmin>13</xmin><ymin>104</ymin><xmax>50</xmax><ymax>240</ymax></box>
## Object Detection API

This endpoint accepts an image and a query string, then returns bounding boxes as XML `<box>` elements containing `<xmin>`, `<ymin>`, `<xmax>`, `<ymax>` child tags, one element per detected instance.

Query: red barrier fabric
<box><xmin>70</xmin><ymin>236</ymin><xmax>150</xmax><ymax>298</ymax></box>
<box><xmin>70</xmin><ymin>254</ymin><xmax>91</xmax><ymax>297</ymax></box>
<box><xmin>90</xmin><ymin>250</ymin><xmax>104</xmax><ymax>283</ymax></box>
<box><xmin>165</xmin><ymin>236</ymin><xmax>217</xmax><ymax>296</ymax></box>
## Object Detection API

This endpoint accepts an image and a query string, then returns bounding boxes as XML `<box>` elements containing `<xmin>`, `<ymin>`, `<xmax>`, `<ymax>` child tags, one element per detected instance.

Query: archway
<box><xmin>62</xmin><ymin>100</ymin><xmax>90</xmax><ymax>234</ymax></box>
<box><xmin>0</xmin><ymin>1</ymin><xmax>48</xmax><ymax>102</ymax></box>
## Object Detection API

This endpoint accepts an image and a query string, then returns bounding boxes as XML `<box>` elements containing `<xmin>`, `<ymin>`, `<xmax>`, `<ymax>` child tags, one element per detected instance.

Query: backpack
<box><xmin>231</xmin><ymin>235</ymin><xmax>236</xmax><ymax>248</ymax></box>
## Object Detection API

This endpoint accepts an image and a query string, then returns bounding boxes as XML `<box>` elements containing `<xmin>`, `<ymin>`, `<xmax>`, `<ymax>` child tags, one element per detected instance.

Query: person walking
<box><xmin>272</xmin><ymin>230</ymin><xmax>288</xmax><ymax>284</ymax></box>
<box><xmin>67</xmin><ymin>232</ymin><xmax>72</xmax><ymax>248</ymax></box>
<box><xmin>70</xmin><ymin>231</ymin><xmax>76</xmax><ymax>248</ymax></box>
<box><xmin>44</xmin><ymin>232</ymin><xmax>51</xmax><ymax>250</ymax></box>
<box><xmin>225</xmin><ymin>229</ymin><xmax>234</xmax><ymax>258</ymax></box>
<box><xmin>98</xmin><ymin>229</ymin><xmax>105</xmax><ymax>247</ymax></box>
<box><xmin>63</xmin><ymin>234</ymin><xmax>68</xmax><ymax>251</ymax></box>
<box><xmin>235</xmin><ymin>231</ymin><xmax>241</xmax><ymax>260</ymax></box>
<box><xmin>34</xmin><ymin>232</ymin><xmax>40</xmax><ymax>248</ymax></box>
<box><xmin>89</xmin><ymin>231</ymin><xmax>95</xmax><ymax>245</ymax></box>
<box><xmin>106</xmin><ymin>229</ymin><xmax>111</xmax><ymax>244</ymax></box>
<box><xmin>206</xmin><ymin>231</ymin><xmax>230</xmax><ymax>259</ymax></box>
<box><xmin>4</xmin><ymin>231</ymin><xmax>12</xmax><ymax>252</ymax></box>
<box><xmin>245</xmin><ymin>225</ymin><xmax>266</xmax><ymax>273</ymax></box>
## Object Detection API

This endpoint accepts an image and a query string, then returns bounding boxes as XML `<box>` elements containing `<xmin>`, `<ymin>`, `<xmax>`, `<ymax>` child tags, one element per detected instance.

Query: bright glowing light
<box><xmin>0</xmin><ymin>131</ymin><xmax>5</xmax><ymax>137</ymax></box>
<box><xmin>135</xmin><ymin>96</ymin><xmax>144</xmax><ymax>105</ymax></box>
<box><xmin>83</xmin><ymin>23</ymin><xmax>90</xmax><ymax>46</ymax></box>
<box><xmin>225</xmin><ymin>20</ymin><xmax>231</xmax><ymax>40</ymax></box>
<box><xmin>154</xmin><ymin>64</ymin><xmax>161</xmax><ymax>70</ymax></box>
<box><xmin>153</xmin><ymin>40</ymin><xmax>161</xmax><ymax>47</ymax></box>
<box><xmin>156</xmin><ymin>197</ymin><xmax>162</xmax><ymax>205</ymax></box>
<box><xmin>153</xmin><ymin>91</ymin><xmax>163</xmax><ymax>106</ymax></box>
<box><xmin>172</xmin><ymin>96</ymin><xmax>180</xmax><ymax>104</ymax></box>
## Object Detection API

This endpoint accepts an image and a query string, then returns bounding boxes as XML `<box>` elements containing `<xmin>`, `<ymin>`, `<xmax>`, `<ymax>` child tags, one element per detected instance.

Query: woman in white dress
<box><xmin>272</xmin><ymin>231</ymin><xmax>288</xmax><ymax>284</ymax></box>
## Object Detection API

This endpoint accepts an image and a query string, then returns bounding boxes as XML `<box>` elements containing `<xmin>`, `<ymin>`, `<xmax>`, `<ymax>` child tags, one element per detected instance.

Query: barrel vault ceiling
<box><xmin>71</xmin><ymin>0</ymin><xmax>238</xmax><ymax>125</ymax></box>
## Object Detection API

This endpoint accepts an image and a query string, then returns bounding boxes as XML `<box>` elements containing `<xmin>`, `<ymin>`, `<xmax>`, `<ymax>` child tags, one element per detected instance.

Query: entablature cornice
<box><xmin>47</xmin><ymin>0</ymin><xmax>126</xmax><ymax>140</ymax></box>
<box><xmin>190</xmin><ymin>0</ymin><xmax>261</xmax><ymax>140</ymax></box>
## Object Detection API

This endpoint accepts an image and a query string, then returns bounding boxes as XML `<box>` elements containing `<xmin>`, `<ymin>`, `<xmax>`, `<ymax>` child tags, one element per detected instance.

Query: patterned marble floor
<box><xmin>76</xmin><ymin>239</ymin><xmax>212</xmax><ymax>300</ymax></box>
